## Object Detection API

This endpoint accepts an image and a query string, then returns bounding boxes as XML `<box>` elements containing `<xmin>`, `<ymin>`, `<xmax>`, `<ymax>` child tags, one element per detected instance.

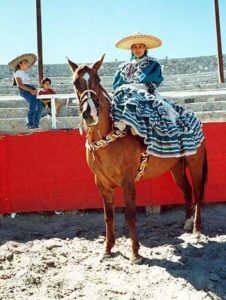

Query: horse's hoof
<box><xmin>192</xmin><ymin>229</ymin><xmax>201</xmax><ymax>235</ymax></box>
<box><xmin>102</xmin><ymin>251</ymin><xmax>112</xmax><ymax>259</ymax></box>
<box><xmin>184</xmin><ymin>216</ymin><xmax>194</xmax><ymax>231</ymax></box>
<box><xmin>131</xmin><ymin>255</ymin><xmax>143</xmax><ymax>264</ymax></box>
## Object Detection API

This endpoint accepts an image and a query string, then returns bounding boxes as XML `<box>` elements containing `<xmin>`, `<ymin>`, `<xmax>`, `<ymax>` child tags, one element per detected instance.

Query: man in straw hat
<box><xmin>8</xmin><ymin>53</ymin><xmax>43</xmax><ymax>129</ymax></box>
<box><xmin>111</xmin><ymin>33</ymin><xmax>204</xmax><ymax>157</ymax></box>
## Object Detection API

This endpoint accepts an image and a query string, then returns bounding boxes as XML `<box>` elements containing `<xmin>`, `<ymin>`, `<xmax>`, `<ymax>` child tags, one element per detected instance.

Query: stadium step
<box><xmin>181</xmin><ymin>101</ymin><xmax>226</xmax><ymax>112</ymax></box>
<box><xmin>1</xmin><ymin>72</ymin><xmax>226</xmax><ymax>96</ymax></box>
<box><xmin>1</xmin><ymin>110</ymin><xmax>226</xmax><ymax>134</ymax></box>
<box><xmin>0</xmin><ymin>106</ymin><xmax>79</xmax><ymax>118</ymax></box>
<box><xmin>0</xmin><ymin>116</ymin><xmax>81</xmax><ymax>134</ymax></box>
<box><xmin>1</xmin><ymin>90</ymin><xmax>226</xmax><ymax>134</ymax></box>
<box><xmin>161</xmin><ymin>90</ymin><xmax>226</xmax><ymax>104</ymax></box>
<box><xmin>196</xmin><ymin>110</ymin><xmax>226</xmax><ymax>122</ymax></box>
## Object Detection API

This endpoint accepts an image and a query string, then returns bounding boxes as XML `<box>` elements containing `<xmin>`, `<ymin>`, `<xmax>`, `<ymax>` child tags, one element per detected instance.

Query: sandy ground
<box><xmin>0</xmin><ymin>203</ymin><xmax>226</xmax><ymax>300</ymax></box>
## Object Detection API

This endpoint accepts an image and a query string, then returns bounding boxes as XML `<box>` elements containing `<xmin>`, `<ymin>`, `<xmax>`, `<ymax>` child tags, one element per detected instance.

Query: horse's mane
<box><xmin>77</xmin><ymin>64</ymin><xmax>94</xmax><ymax>70</ymax></box>
<box><xmin>100</xmin><ymin>85</ymin><xmax>112</xmax><ymax>105</ymax></box>
<box><xmin>77</xmin><ymin>64</ymin><xmax>89</xmax><ymax>71</ymax></box>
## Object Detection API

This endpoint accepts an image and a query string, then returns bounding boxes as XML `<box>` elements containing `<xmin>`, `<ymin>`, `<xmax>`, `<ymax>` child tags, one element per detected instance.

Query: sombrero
<box><xmin>8</xmin><ymin>53</ymin><xmax>37</xmax><ymax>70</ymax></box>
<box><xmin>115</xmin><ymin>33</ymin><xmax>162</xmax><ymax>50</ymax></box>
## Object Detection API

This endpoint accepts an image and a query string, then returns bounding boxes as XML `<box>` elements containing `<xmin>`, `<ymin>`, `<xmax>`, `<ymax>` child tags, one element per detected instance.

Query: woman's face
<box><xmin>19</xmin><ymin>60</ymin><xmax>29</xmax><ymax>70</ymax></box>
<box><xmin>131</xmin><ymin>43</ymin><xmax>146</xmax><ymax>58</ymax></box>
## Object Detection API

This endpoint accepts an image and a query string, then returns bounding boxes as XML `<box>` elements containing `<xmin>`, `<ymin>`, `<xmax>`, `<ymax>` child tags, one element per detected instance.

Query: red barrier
<box><xmin>0</xmin><ymin>123</ymin><xmax>226</xmax><ymax>214</ymax></box>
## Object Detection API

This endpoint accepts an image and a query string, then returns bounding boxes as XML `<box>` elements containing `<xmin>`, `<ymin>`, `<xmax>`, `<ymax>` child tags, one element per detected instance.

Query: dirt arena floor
<box><xmin>0</xmin><ymin>203</ymin><xmax>226</xmax><ymax>300</ymax></box>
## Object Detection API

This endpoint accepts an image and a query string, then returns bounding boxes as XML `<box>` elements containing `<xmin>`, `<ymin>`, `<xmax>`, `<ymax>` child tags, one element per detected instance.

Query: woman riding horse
<box><xmin>112</xmin><ymin>33</ymin><xmax>204</xmax><ymax>158</ymax></box>
<box><xmin>67</xmin><ymin>35</ymin><xmax>207</xmax><ymax>264</ymax></box>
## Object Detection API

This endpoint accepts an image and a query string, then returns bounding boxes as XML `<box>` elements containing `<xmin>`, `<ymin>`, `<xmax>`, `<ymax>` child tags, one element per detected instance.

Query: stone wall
<box><xmin>1</xmin><ymin>54</ymin><xmax>226</xmax><ymax>80</ymax></box>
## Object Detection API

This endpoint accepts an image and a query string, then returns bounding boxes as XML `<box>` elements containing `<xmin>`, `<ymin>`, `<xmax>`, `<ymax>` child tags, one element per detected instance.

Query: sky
<box><xmin>0</xmin><ymin>0</ymin><xmax>226</xmax><ymax>64</ymax></box>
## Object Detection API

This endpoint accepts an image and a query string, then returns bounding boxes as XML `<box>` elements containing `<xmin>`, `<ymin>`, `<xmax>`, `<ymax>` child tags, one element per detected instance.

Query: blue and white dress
<box><xmin>111</xmin><ymin>54</ymin><xmax>204</xmax><ymax>158</ymax></box>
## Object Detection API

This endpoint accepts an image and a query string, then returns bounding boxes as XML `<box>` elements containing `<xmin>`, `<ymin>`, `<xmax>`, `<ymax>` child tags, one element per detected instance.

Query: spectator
<box><xmin>8</xmin><ymin>53</ymin><xmax>43</xmax><ymax>129</ymax></box>
<box><xmin>38</xmin><ymin>77</ymin><xmax>62</xmax><ymax>116</ymax></box>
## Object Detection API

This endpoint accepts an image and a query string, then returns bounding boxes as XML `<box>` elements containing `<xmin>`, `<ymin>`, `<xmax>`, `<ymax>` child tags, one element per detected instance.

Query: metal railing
<box><xmin>37</xmin><ymin>93</ymin><xmax>77</xmax><ymax>129</ymax></box>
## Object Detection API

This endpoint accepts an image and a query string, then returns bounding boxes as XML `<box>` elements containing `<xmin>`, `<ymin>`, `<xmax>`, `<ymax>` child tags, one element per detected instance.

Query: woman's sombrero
<box><xmin>8</xmin><ymin>53</ymin><xmax>37</xmax><ymax>70</ymax></box>
<box><xmin>115</xmin><ymin>33</ymin><xmax>162</xmax><ymax>50</ymax></box>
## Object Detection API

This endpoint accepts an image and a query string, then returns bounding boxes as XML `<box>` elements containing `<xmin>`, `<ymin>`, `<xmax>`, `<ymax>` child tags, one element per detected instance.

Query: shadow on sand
<box><xmin>0</xmin><ymin>204</ymin><xmax>226</xmax><ymax>298</ymax></box>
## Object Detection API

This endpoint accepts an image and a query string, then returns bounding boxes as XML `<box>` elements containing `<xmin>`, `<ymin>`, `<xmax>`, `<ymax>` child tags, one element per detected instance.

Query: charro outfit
<box><xmin>112</xmin><ymin>34</ymin><xmax>204</xmax><ymax>157</ymax></box>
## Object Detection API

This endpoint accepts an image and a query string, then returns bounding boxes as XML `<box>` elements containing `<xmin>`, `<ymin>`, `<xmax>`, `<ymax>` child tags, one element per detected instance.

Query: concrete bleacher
<box><xmin>0</xmin><ymin>54</ymin><xmax>226</xmax><ymax>134</ymax></box>
<box><xmin>1</xmin><ymin>71</ymin><xmax>226</xmax><ymax>96</ymax></box>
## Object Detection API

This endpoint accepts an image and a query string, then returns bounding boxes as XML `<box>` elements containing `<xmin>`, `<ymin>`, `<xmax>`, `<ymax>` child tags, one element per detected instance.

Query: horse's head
<box><xmin>67</xmin><ymin>55</ymin><xmax>105</xmax><ymax>127</ymax></box>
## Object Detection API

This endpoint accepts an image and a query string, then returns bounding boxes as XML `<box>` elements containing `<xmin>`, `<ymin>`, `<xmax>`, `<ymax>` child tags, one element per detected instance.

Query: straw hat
<box><xmin>115</xmin><ymin>32</ymin><xmax>162</xmax><ymax>50</ymax></box>
<box><xmin>8</xmin><ymin>53</ymin><xmax>37</xmax><ymax>70</ymax></box>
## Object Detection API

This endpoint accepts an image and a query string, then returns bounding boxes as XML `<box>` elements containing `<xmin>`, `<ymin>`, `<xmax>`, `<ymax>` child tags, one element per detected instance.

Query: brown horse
<box><xmin>67</xmin><ymin>55</ymin><xmax>208</xmax><ymax>264</ymax></box>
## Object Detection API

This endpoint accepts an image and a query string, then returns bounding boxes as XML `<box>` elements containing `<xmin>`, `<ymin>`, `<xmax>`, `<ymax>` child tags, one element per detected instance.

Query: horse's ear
<box><xmin>92</xmin><ymin>54</ymin><xmax>105</xmax><ymax>71</ymax></box>
<box><xmin>66</xmin><ymin>57</ymin><xmax>78</xmax><ymax>73</ymax></box>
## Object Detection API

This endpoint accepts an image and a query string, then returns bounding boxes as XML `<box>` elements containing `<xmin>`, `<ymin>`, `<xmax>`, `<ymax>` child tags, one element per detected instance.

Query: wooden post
<box><xmin>36</xmin><ymin>0</ymin><xmax>43</xmax><ymax>84</ymax></box>
<box><xmin>214</xmin><ymin>0</ymin><xmax>225</xmax><ymax>83</ymax></box>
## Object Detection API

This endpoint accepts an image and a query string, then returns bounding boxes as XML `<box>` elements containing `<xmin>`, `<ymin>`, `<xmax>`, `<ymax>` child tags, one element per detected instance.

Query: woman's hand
<box><xmin>30</xmin><ymin>90</ymin><xmax>37</xmax><ymax>96</ymax></box>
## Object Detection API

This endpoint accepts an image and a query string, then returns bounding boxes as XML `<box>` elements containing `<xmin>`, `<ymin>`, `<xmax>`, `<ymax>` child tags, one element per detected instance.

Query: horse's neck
<box><xmin>87</xmin><ymin>87</ymin><xmax>112</xmax><ymax>141</ymax></box>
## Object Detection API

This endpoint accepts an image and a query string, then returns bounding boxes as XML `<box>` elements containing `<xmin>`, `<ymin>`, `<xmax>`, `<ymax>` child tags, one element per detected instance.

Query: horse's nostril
<box><xmin>82</xmin><ymin>105</ymin><xmax>91</xmax><ymax>120</ymax></box>
<box><xmin>82</xmin><ymin>110</ymin><xmax>90</xmax><ymax>120</ymax></box>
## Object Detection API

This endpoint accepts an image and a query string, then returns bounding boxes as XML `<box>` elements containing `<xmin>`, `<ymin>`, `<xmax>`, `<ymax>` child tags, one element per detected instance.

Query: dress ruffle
<box><xmin>111</xmin><ymin>85</ymin><xmax>204</xmax><ymax>158</ymax></box>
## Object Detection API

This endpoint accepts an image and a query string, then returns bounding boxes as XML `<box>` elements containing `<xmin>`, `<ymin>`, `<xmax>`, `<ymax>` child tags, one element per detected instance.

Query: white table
<box><xmin>37</xmin><ymin>93</ymin><xmax>77</xmax><ymax>129</ymax></box>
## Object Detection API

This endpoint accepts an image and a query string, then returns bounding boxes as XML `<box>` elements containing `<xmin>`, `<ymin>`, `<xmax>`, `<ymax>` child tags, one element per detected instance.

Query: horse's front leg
<box><xmin>122</xmin><ymin>180</ymin><xmax>142</xmax><ymax>264</ymax></box>
<box><xmin>95</xmin><ymin>177</ymin><xmax>115</xmax><ymax>257</ymax></box>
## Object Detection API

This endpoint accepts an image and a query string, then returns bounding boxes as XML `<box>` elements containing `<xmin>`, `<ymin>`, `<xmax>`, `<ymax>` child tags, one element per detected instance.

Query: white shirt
<box><xmin>14</xmin><ymin>70</ymin><xmax>31</xmax><ymax>85</ymax></box>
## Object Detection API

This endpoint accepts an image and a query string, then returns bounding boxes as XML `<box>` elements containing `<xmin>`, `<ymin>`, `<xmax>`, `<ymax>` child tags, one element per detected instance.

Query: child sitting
<box><xmin>38</xmin><ymin>77</ymin><xmax>62</xmax><ymax>115</ymax></box>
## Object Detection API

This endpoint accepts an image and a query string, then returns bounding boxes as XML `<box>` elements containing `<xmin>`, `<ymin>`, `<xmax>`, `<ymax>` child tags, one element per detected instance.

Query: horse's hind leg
<box><xmin>171</xmin><ymin>159</ymin><xmax>193</xmax><ymax>231</ymax></box>
<box><xmin>122</xmin><ymin>180</ymin><xmax>142</xmax><ymax>264</ymax></box>
<box><xmin>186</xmin><ymin>142</ymin><xmax>207</xmax><ymax>233</ymax></box>
<box><xmin>95</xmin><ymin>177</ymin><xmax>115</xmax><ymax>257</ymax></box>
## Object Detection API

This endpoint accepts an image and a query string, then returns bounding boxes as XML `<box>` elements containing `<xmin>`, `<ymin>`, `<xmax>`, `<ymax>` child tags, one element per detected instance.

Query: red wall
<box><xmin>0</xmin><ymin>123</ymin><xmax>226</xmax><ymax>214</ymax></box>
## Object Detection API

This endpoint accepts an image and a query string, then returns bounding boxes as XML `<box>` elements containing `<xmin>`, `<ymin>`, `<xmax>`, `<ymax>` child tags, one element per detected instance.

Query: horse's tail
<box><xmin>201</xmin><ymin>150</ymin><xmax>208</xmax><ymax>205</ymax></box>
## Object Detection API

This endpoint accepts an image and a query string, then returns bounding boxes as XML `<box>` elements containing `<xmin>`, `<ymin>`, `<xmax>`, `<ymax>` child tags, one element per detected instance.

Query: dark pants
<box><xmin>19</xmin><ymin>85</ymin><xmax>43</xmax><ymax>127</ymax></box>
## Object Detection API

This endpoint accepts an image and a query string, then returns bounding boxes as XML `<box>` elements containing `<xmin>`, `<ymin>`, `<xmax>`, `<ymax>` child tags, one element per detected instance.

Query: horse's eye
<box><xmin>95</xmin><ymin>75</ymin><xmax>100</xmax><ymax>84</ymax></box>
<box><xmin>73</xmin><ymin>78</ymin><xmax>80</xmax><ymax>87</ymax></box>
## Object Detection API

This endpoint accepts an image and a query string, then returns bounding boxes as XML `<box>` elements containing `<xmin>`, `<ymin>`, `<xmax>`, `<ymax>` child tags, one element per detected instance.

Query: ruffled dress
<box><xmin>111</xmin><ymin>55</ymin><xmax>204</xmax><ymax>157</ymax></box>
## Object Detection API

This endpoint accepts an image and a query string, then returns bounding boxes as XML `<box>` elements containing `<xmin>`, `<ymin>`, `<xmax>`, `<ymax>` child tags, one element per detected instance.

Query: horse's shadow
<box><xmin>135</xmin><ymin>205</ymin><xmax>226</xmax><ymax>299</ymax></box>
<box><xmin>140</xmin><ymin>240</ymin><xmax>226</xmax><ymax>299</ymax></box>
<box><xmin>113</xmin><ymin>222</ymin><xmax>226</xmax><ymax>299</ymax></box>
<box><xmin>0</xmin><ymin>205</ymin><xmax>225</xmax><ymax>243</ymax></box>
<box><xmin>107</xmin><ymin>206</ymin><xmax>226</xmax><ymax>299</ymax></box>
<box><xmin>0</xmin><ymin>206</ymin><xmax>185</xmax><ymax>243</ymax></box>
<box><xmin>1</xmin><ymin>206</ymin><xmax>226</xmax><ymax>298</ymax></box>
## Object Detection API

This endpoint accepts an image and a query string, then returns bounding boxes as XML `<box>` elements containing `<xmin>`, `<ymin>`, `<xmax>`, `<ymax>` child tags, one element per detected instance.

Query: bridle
<box><xmin>79</xmin><ymin>89</ymin><xmax>98</xmax><ymax>107</ymax></box>
<box><xmin>78</xmin><ymin>89</ymin><xmax>99</xmax><ymax>111</ymax></box>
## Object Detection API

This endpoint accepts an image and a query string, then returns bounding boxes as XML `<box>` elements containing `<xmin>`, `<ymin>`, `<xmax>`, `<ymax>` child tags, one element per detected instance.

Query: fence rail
<box><xmin>0</xmin><ymin>123</ymin><xmax>226</xmax><ymax>214</ymax></box>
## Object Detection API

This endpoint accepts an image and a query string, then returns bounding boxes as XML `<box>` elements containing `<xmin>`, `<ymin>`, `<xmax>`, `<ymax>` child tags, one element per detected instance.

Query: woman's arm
<box><xmin>112</xmin><ymin>69</ymin><xmax>122</xmax><ymax>90</ymax></box>
<box><xmin>15</xmin><ymin>77</ymin><xmax>37</xmax><ymax>95</ymax></box>
<box><xmin>139</xmin><ymin>60</ymin><xmax>164</xmax><ymax>87</ymax></box>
